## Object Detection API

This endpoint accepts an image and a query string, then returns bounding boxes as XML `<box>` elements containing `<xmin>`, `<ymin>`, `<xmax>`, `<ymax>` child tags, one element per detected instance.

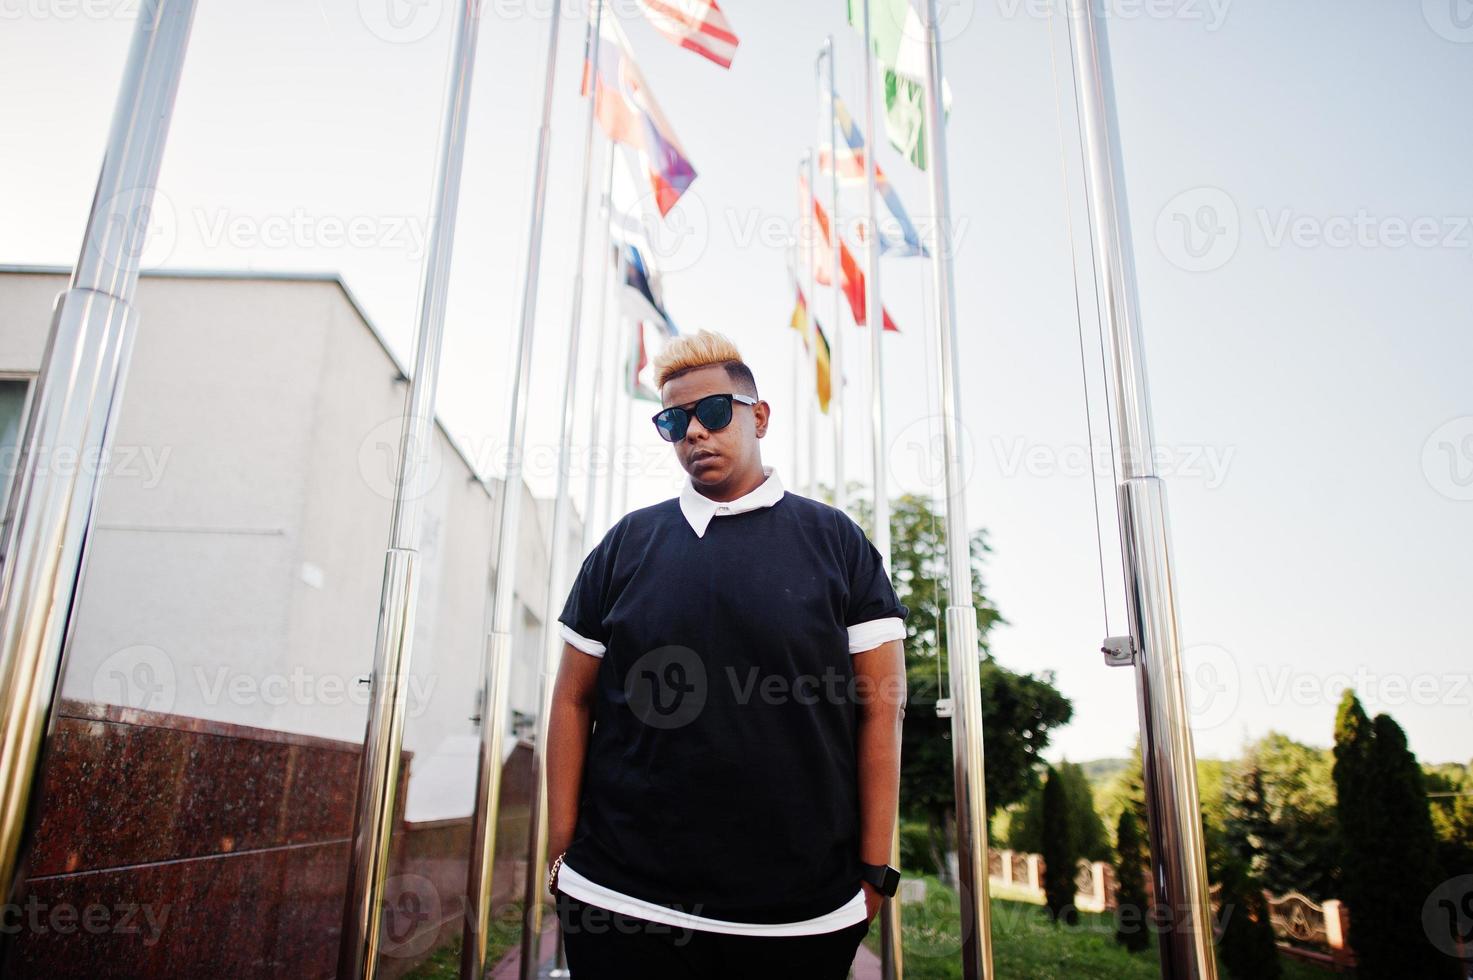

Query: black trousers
<box><xmin>555</xmin><ymin>891</ymin><xmax>871</xmax><ymax>980</ymax></box>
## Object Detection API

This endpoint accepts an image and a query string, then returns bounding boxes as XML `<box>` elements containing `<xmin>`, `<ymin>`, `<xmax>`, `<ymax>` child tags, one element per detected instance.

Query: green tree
<box><xmin>1332</xmin><ymin>692</ymin><xmax>1459</xmax><ymax>979</ymax></box>
<box><xmin>1041</xmin><ymin>765</ymin><xmax>1081</xmax><ymax>925</ymax></box>
<box><xmin>1113</xmin><ymin>808</ymin><xmax>1151</xmax><ymax>952</ymax></box>
<box><xmin>1223</xmin><ymin>733</ymin><xmax>1338</xmax><ymax>899</ymax></box>
<box><xmin>1006</xmin><ymin>761</ymin><xmax>1110</xmax><ymax>862</ymax></box>
<box><xmin>1425</xmin><ymin>761</ymin><xmax>1473</xmax><ymax>880</ymax></box>
<box><xmin>1214</xmin><ymin>853</ymin><xmax>1281</xmax><ymax>980</ymax></box>
<box><xmin>847</xmin><ymin>492</ymin><xmax>1073</xmax><ymax>869</ymax></box>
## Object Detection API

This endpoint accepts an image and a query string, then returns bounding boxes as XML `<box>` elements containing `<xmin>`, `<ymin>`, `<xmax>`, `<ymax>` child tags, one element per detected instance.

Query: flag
<box><xmin>803</xmin><ymin>174</ymin><xmax>901</xmax><ymax>332</ymax></box>
<box><xmin>633</xmin><ymin>0</ymin><xmax>740</xmax><ymax>69</ymax></box>
<box><xmin>619</xmin><ymin>240</ymin><xmax>674</xmax><ymax>330</ymax></box>
<box><xmin>791</xmin><ymin>283</ymin><xmax>833</xmax><ymax>414</ymax></box>
<box><xmin>844</xmin><ymin>0</ymin><xmax>952</xmax><ymax>171</ymax></box>
<box><xmin>626</xmin><ymin>317</ymin><xmax>678</xmax><ymax>402</ymax></box>
<box><xmin>819</xmin><ymin>92</ymin><xmax>927</xmax><ymax>256</ymax></box>
<box><xmin>585</xmin><ymin>12</ymin><xmax>697</xmax><ymax>216</ymax></box>
<box><xmin>813</xmin><ymin>319</ymin><xmax>833</xmax><ymax>414</ymax></box>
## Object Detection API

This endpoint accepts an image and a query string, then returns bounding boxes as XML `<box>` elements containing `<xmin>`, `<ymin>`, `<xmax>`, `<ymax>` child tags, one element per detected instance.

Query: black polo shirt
<box><xmin>556</xmin><ymin>480</ymin><xmax>908</xmax><ymax>924</ymax></box>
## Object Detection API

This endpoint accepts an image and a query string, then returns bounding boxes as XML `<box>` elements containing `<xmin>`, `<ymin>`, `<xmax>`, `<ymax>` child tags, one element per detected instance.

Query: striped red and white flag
<box><xmin>633</xmin><ymin>0</ymin><xmax>740</xmax><ymax>69</ymax></box>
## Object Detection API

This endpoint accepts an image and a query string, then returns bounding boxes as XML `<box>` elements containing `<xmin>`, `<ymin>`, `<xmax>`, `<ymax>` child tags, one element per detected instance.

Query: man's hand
<box><xmin>861</xmin><ymin>880</ymin><xmax>884</xmax><ymax>923</ymax></box>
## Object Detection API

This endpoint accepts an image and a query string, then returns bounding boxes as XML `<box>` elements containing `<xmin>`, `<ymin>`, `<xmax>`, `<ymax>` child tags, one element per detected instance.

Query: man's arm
<box><xmin>853</xmin><ymin>637</ymin><xmax>907</xmax><ymax>915</ymax></box>
<box><xmin>546</xmin><ymin>642</ymin><xmax>601</xmax><ymax>890</ymax></box>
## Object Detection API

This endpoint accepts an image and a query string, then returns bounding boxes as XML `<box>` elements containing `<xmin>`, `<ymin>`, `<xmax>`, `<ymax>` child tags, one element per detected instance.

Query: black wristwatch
<box><xmin>860</xmin><ymin>862</ymin><xmax>901</xmax><ymax>898</ymax></box>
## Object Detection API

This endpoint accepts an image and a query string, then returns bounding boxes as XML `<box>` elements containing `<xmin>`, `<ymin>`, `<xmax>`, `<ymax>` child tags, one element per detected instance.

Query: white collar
<box><xmin>678</xmin><ymin>465</ymin><xmax>785</xmax><ymax>538</ymax></box>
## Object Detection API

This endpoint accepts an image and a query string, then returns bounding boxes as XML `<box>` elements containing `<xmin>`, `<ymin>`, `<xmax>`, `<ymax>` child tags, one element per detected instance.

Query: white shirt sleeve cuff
<box><xmin>847</xmin><ymin>617</ymin><xmax>906</xmax><ymax>655</ymax></box>
<box><xmin>559</xmin><ymin>622</ymin><xmax>606</xmax><ymax>658</ymax></box>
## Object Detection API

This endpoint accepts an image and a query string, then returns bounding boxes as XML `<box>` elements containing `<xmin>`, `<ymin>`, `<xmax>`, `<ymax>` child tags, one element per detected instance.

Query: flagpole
<box><xmin>581</xmin><ymin>143</ymin><xmax>618</xmax><ymax>556</ymax></box>
<box><xmin>460</xmin><ymin>1</ymin><xmax>580</xmax><ymax>975</ymax></box>
<box><xmin>804</xmin><ymin>150</ymin><xmax>820</xmax><ymax>499</ymax></box>
<box><xmin>856</xmin><ymin>9</ymin><xmax>905</xmax><ymax>980</ymax></box>
<box><xmin>819</xmin><ymin>37</ymin><xmax>846</xmax><ymax>513</ymax></box>
<box><xmin>916</xmin><ymin>1</ymin><xmax>994</xmax><ymax>976</ymax></box>
<box><xmin>602</xmin><ymin>244</ymin><xmax>628</xmax><ymax>531</ymax></box>
<box><xmin>0</xmin><ymin>0</ymin><xmax>197</xmax><ymax>912</ymax></box>
<box><xmin>1065</xmin><ymin>2</ymin><xmax>1217</xmax><ymax>976</ymax></box>
<box><xmin>520</xmin><ymin>0</ymin><xmax>610</xmax><ymax>966</ymax></box>
<box><xmin>336</xmin><ymin>2</ymin><xmax>483</xmax><ymax>976</ymax></box>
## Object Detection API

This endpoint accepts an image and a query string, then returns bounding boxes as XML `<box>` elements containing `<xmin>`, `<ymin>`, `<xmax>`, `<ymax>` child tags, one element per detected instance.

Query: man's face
<box><xmin>661</xmin><ymin>364</ymin><xmax>769</xmax><ymax>489</ymax></box>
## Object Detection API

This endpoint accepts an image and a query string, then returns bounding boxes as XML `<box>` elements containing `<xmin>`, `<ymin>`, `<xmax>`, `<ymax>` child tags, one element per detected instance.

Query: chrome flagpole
<box><xmin>601</xmin><ymin>243</ymin><xmax>628</xmax><ymax>531</ymax></box>
<box><xmin>918</xmin><ymin>1</ymin><xmax>993</xmax><ymax>976</ymax></box>
<box><xmin>805</xmin><ymin>149</ymin><xmax>820</xmax><ymax>500</ymax></box>
<box><xmin>858</xmin><ymin>8</ymin><xmax>903</xmax><ymax>979</ymax></box>
<box><xmin>338</xmin><ymin>3</ymin><xmax>483</xmax><ymax>972</ymax></box>
<box><xmin>461</xmin><ymin>2</ymin><xmax>580</xmax><ymax>976</ymax></box>
<box><xmin>0</xmin><ymin>0</ymin><xmax>196</xmax><ymax>911</ymax></box>
<box><xmin>819</xmin><ymin>37</ymin><xmax>846</xmax><ymax>513</ymax></box>
<box><xmin>338</xmin><ymin>2</ymin><xmax>483</xmax><ymax>976</ymax></box>
<box><xmin>522</xmin><ymin>0</ymin><xmax>609</xmax><ymax>968</ymax></box>
<box><xmin>1064</xmin><ymin>2</ymin><xmax>1216</xmax><ymax>976</ymax></box>
<box><xmin>581</xmin><ymin>144</ymin><xmax>618</xmax><ymax>556</ymax></box>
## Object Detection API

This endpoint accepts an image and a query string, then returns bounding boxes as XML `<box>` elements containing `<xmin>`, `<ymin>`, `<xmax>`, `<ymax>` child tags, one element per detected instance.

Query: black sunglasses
<box><xmin>652</xmin><ymin>393</ymin><xmax>757</xmax><ymax>442</ymax></box>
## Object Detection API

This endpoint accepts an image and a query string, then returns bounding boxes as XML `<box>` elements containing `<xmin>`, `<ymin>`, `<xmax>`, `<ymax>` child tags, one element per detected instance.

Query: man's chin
<box><xmin>686</xmin><ymin>457</ymin><xmax>727</xmax><ymax>484</ymax></box>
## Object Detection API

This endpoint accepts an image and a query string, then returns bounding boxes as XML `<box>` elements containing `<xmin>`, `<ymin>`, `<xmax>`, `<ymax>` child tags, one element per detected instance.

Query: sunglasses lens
<box><xmin>654</xmin><ymin>408</ymin><xmax>686</xmax><ymax>442</ymax></box>
<box><xmin>695</xmin><ymin>395</ymin><xmax>733</xmax><ymax>432</ymax></box>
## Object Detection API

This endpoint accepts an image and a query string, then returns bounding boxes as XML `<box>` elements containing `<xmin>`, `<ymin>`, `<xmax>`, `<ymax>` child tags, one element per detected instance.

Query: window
<box><xmin>0</xmin><ymin>377</ymin><xmax>32</xmax><ymax>520</ymax></box>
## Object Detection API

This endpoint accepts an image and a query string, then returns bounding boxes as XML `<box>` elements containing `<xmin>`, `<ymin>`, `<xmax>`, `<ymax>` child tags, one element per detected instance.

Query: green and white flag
<box><xmin>845</xmin><ymin>0</ymin><xmax>952</xmax><ymax>171</ymax></box>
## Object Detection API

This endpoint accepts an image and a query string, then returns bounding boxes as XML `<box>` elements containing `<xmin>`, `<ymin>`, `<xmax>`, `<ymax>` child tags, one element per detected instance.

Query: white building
<box><xmin>0</xmin><ymin>266</ymin><xmax>580</xmax><ymax>823</ymax></box>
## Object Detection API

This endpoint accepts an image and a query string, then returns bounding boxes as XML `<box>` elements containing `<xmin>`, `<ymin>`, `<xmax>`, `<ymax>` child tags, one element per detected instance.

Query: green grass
<box><xmin>863</xmin><ymin>876</ymin><xmax>1336</xmax><ymax>980</ymax></box>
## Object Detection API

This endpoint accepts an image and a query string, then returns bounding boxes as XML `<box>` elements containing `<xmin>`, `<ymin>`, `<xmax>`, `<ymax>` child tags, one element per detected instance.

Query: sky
<box><xmin>2</xmin><ymin>0</ymin><xmax>1471</xmax><ymax>766</ymax></box>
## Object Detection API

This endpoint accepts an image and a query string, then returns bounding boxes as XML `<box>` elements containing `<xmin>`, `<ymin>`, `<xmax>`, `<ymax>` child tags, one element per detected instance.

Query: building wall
<box><xmin>0</xmin><ymin>268</ymin><xmax>577</xmax><ymax>804</ymax></box>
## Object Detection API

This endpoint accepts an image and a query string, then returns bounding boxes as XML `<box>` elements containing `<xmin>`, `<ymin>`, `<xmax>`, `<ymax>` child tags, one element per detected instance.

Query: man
<box><xmin>545</xmin><ymin>329</ymin><xmax>907</xmax><ymax>979</ymax></box>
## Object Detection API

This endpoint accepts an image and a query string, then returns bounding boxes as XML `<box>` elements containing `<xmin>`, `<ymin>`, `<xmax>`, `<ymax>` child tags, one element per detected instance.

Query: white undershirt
<box><xmin>557</xmin><ymin>863</ymin><xmax>868</xmax><ymax>937</ymax></box>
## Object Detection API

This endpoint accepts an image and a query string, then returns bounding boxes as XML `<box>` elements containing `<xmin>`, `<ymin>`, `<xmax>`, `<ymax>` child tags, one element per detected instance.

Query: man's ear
<box><xmin>753</xmin><ymin>399</ymin><xmax>770</xmax><ymax>439</ymax></box>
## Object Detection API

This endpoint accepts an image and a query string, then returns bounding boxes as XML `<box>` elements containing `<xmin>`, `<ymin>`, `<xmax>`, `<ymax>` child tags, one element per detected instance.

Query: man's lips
<box><xmin>690</xmin><ymin>450</ymin><xmax>720</xmax><ymax>465</ymax></box>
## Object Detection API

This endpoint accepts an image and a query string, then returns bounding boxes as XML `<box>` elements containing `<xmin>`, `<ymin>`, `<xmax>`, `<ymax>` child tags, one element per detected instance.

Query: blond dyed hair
<box><xmin>652</xmin><ymin>329</ymin><xmax>753</xmax><ymax>392</ymax></box>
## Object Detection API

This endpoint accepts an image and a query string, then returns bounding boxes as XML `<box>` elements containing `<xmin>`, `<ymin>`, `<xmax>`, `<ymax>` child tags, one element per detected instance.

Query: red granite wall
<box><xmin>1</xmin><ymin>700</ymin><xmax>534</xmax><ymax>979</ymax></box>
